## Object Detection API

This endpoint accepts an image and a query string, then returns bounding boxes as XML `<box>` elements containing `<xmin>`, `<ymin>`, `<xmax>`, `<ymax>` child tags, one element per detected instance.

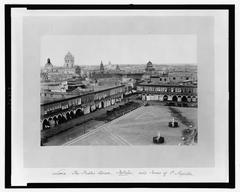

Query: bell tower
<box><xmin>100</xmin><ymin>61</ymin><xmax>104</xmax><ymax>73</ymax></box>
<box><xmin>64</xmin><ymin>51</ymin><xmax>74</xmax><ymax>68</ymax></box>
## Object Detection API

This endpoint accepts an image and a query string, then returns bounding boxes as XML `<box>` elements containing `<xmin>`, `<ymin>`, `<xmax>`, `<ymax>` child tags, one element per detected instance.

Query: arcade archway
<box><xmin>70</xmin><ymin>111</ymin><xmax>75</xmax><ymax>119</ymax></box>
<box><xmin>53</xmin><ymin>116</ymin><xmax>58</xmax><ymax>125</ymax></box>
<box><xmin>66</xmin><ymin>112</ymin><xmax>71</xmax><ymax>121</ymax></box>
<box><xmin>61</xmin><ymin>115</ymin><xmax>67</xmax><ymax>123</ymax></box>
<box><xmin>172</xmin><ymin>95</ymin><xmax>178</xmax><ymax>102</ymax></box>
<box><xmin>42</xmin><ymin>119</ymin><xmax>50</xmax><ymax>130</ymax></box>
<box><xmin>101</xmin><ymin>101</ymin><xmax>105</xmax><ymax>108</ymax></box>
<box><xmin>163</xmin><ymin>95</ymin><xmax>168</xmax><ymax>101</ymax></box>
<box><xmin>182</xmin><ymin>96</ymin><xmax>187</xmax><ymax>102</ymax></box>
<box><xmin>57</xmin><ymin>115</ymin><xmax>63</xmax><ymax>124</ymax></box>
<box><xmin>192</xmin><ymin>96</ymin><xmax>197</xmax><ymax>102</ymax></box>
<box><xmin>75</xmin><ymin>109</ymin><xmax>83</xmax><ymax>117</ymax></box>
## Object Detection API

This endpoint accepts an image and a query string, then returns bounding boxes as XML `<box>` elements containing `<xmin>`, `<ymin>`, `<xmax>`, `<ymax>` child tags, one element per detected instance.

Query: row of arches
<box><xmin>42</xmin><ymin>108</ymin><xmax>84</xmax><ymax>130</ymax></box>
<box><xmin>41</xmin><ymin>96</ymin><xmax>124</xmax><ymax>130</ymax></box>
<box><xmin>169</xmin><ymin>95</ymin><xmax>194</xmax><ymax>102</ymax></box>
<box><xmin>143</xmin><ymin>94</ymin><xmax>197</xmax><ymax>103</ymax></box>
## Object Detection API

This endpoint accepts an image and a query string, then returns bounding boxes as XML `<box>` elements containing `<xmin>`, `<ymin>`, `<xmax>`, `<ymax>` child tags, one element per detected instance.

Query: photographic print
<box><xmin>40</xmin><ymin>35</ymin><xmax>198</xmax><ymax>146</ymax></box>
<box><xmin>7</xmin><ymin>4</ymin><xmax>234</xmax><ymax>187</ymax></box>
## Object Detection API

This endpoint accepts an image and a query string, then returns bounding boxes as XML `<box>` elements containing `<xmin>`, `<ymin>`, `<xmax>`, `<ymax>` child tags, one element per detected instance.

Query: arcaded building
<box><xmin>41</xmin><ymin>85</ymin><xmax>125</xmax><ymax>130</ymax></box>
<box><xmin>136</xmin><ymin>78</ymin><xmax>197</xmax><ymax>106</ymax></box>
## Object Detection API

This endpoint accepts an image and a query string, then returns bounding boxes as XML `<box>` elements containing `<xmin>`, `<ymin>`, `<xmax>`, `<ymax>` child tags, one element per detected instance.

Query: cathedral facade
<box><xmin>41</xmin><ymin>52</ymin><xmax>81</xmax><ymax>81</ymax></box>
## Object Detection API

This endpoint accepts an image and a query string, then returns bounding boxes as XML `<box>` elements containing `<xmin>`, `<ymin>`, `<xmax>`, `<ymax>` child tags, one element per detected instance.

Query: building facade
<box><xmin>149</xmin><ymin>73</ymin><xmax>197</xmax><ymax>84</ymax></box>
<box><xmin>41</xmin><ymin>85</ymin><xmax>125</xmax><ymax>130</ymax></box>
<box><xmin>41</xmin><ymin>52</ymin><xmax>81</xmax><ymax>82</ymax></box>
<box><xmin>136</xmin><ymin>83</ymin><xmax>197</xmax><ymax>104</ymax></box>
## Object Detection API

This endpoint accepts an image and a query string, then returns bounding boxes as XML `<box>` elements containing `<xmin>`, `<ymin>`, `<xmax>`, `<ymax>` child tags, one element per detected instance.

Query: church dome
<box><xmin>44</xmin><ymin>58</ymin><xmax>53</xmax><ymax>70</ymax></box>
<box><xmin>64</xmin><ymin>51</ymin><xmax>74</xmax><ymax>60</ymax></box>
<box><xmin>145</xmin><ymin>61</ymin><xmax>155</xmax><ymax>72</ymax></box>
<box><xmin>147</xmin><ymin>61</ymin><xmax>153</xmax><ymax>67</ymax></box>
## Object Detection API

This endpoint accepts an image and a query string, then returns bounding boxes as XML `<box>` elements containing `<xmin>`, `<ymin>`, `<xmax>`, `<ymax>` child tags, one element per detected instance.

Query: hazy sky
<box><xmin>41</xmin><ymin>35</ymin><xmax>197</xmax><ymax>66</ymax></box>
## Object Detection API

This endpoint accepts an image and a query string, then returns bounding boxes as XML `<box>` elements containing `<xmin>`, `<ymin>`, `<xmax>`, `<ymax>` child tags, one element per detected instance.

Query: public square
<box><xmin>62</xmin><ymin>105</ymin><xmax>197</xmax><ymax>146</ymax></box>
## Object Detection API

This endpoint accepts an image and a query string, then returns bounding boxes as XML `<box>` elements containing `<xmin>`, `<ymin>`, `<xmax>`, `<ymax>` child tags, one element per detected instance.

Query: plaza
<box><xmin>63</xmin><ymin>105</ymin><xmax>197</xmax><ymax>146</ymax></box>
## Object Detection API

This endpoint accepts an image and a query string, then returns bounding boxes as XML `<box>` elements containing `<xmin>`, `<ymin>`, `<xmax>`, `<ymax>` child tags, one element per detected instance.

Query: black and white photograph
<box><xmin>4</xmin><ymin>3</ymin><xmax>236</xmax><ymax>189</ymax></box>
<box><xmin>40</xmin><ymin>35</ymin><xmax>198</xmax><ymax>146</ymax></box>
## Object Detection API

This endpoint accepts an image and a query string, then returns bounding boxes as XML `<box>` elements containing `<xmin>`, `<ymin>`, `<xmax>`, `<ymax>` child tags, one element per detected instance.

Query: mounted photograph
<box><xmin>40</xmin><ymin>35</ymin><xmax>198</xmax><ymax>146</ymax></box>
<box><xmin>8</xmin><ymin>5</ymin><xmax>232</xmax><ymax>186</ymax></box>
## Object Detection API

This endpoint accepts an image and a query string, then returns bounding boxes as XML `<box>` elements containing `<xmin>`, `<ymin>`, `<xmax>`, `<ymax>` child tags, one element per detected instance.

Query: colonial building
<box><xmin>41</xmin><ymin>52</ymin><xmax>81</xmax><ymax>82</ymax></box>
<box><xmin>149</xmin><ymin>73</ymin><xmax>197</xmax><ymax>84</ymax></box>
<box><xmin>40</xmin><ymin>91</ymin><xmax>81</xmax><ymax>104</ymax></box>
<box><xmin>59</xmin><ymin>77</ymin><xmax>85</xmax><ymax>92</ymax></box>
<box><xmin>41</xmin><ymin>85</ymin><xmax>125</xmax><ymax>130</ymax></box>
<box><xmin>136</xmin><ymin>81</ymin><xmax>197</xmax><ymax>105</ymax></box>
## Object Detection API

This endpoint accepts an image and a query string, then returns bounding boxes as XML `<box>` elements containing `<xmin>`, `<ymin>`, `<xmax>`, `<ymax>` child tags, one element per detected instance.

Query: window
<box><xmin>160</xmin><ymin>78</ymin><xmax>162</xmax><ymax>81</ymax></box>
<box><xmin>186</xmin><ymin>77</ymin><xmax>189</xmax><ymax>80</ymax></box>
<box><xmin>164</xmin><ymin>78</ymin><xmax>166</xmax><ymax>81</ymax></box>
<box><xmin>173</xmin><ymin>77</ymin><xmax>176</xmax><ymax>80</ymax></box>
<box><xmin>175</xmin><ymin>88</ymin><xmax>181</xmax><ymax>93</ymax></box>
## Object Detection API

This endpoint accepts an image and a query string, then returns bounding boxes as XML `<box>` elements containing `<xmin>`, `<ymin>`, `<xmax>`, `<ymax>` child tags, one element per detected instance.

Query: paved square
<box><xmin>66</xmin><ymin>106</ymin><xmax>197</xmax><ymax>146</ymax></box>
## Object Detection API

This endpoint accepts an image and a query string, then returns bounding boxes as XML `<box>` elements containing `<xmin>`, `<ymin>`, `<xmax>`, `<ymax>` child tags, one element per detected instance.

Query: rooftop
<box><xmin>41</xmin><ymin>84</ymin><xmax>125</xmax><ymax>106</ymax></box>
<box><xmin>138</xmin><ymin>81</ymin><xmax>197</xmax><ymax>87</ymax></box>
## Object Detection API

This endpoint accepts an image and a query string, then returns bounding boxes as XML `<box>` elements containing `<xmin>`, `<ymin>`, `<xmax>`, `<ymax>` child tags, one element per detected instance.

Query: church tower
<box><xmin>100</xmin><ymin>61</ymin><xmax>104</xmax><ymax>73</ymax></box>
<box><xmin>64</xmin><ymin>51</ymin><xmax>74</xmax><ymax>68</ymax></box>
<box><xmin>44</xmin><ymin>58</ymin><xmax>53</xmax><ymax>72</ymax></box>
